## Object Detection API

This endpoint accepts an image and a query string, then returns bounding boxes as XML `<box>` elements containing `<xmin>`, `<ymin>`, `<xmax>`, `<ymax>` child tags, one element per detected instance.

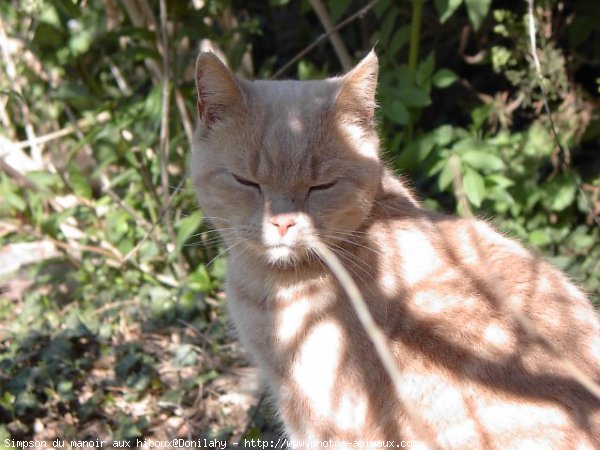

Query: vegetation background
<box><xmin>0</xmin><ymin>0</ymin><xmax>599</xmax><ymax>446</ymax></box>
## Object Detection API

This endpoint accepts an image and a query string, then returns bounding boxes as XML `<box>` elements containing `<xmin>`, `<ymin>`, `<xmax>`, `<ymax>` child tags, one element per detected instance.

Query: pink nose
<box><xmin>270</xmin><ymin>215</ymin><xmax>296</xmax><ymax>236</ymax></box>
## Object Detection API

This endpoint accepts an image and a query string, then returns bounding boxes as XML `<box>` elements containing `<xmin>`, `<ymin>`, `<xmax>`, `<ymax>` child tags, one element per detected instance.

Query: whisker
<box><xmin>184</xmin><ymin>232</ymin><xmax>239</xmax><ymax>248</ymax></box>
<box><xmin>315</xmin><ymin>231</ymin><xmax>384</xmax><ymax>257</ymax></box>
<box><xmin>204</xmin><ymin>239</ymin><xmax>247</xmax><ymax>268</ymax></box>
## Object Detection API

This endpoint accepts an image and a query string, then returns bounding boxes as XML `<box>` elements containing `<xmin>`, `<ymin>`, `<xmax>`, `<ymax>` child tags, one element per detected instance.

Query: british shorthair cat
<box><xmin>190</xmin><ymin>50</ymin><xmax>600</xmax><ymax>449</ymax></box>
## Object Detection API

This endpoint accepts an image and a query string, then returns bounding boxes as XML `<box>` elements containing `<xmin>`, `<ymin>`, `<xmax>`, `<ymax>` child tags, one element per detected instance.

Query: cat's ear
<box><xmin>195</xmin><ymin>52</ymin><xmax>244</xmax><ymax>126</ymax></box>
<box><xmin>335</xmin><ymin>50</ymin><xmax>379</xmax><ymax>127</ymax></box>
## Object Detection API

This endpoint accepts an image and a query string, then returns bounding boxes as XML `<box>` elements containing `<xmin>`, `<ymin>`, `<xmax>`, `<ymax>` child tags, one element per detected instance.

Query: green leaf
<box><xmin>49</xmin><ymin>83</ymin><xmax>97</xmax><ymax>109</ymax></box>
<box><xmin>197</xmin><ymin>369</ymin><xmax>219</xmax><ymax>385</ymax></box>
<box><xmin>463</xmin><ymin>167</ymin><xmax>485</xmax><ymax>207</ymax></box>
<box><xmin>465</xmin><ymin>0</ymin><xmax>491</xmax><ymax>30</ymax></box>
<box><xmin>416</xmin><ymin>52</ymin><xmax>435</xmax><ymax>87</ymax></box>
<box><xmin>377</xmin><ymin>6</ymin><xmax>400</xmax><ymax>43</ymax></box>
<box><xmin>188</xmin><ymin>265</ymin><xmax>212</xmax><ymax>293</ymax></box>
<box><xmin>1</xmin><ymin>174</ymin><xmax>26</xmax><ymax>211</ymax></box>
<box><xmin>438</xmin><ymin>160</ymin><xmax>455</xmax><ymax>191</ymax></box>
<box><xmin>54</xmin><ymin>0</ymin><xmax>81</xmax><ymax>17</ymax></box>
<box><xmin>569</xmin><ymin>227</ymin><xmax>595</xmax><ymax>251</ymax></box>
<box><xmin>486</xmin><ymin>174</ymin><xmax>514</xmax><ymax>189</ymax></box>
<box><xmin>176</xmin><ymin>211</ymin><xmax>203</xmax><ymax>251</ymax></box>
<box><xmin>432</xmin><ymin>69</ymin><xmax>459</xmax><ymax>88</ymax></box>
<box><xmin>385</xmin><ymin>99</ymin><xmax>410</xmax><ymax>125</ymax></box>
<box><xmin>173</xmin><ymin>344</ymin><xmax>198</xmax><ymax>367</ymax></box>
<box><xmin>0</xmin><ymin>89</ymin><xmax>25</xmax><ymax>104</ymax></box>
<box><xmin>26</xmin><ymin>171</ymin><xmax>61</xmax><ymax>191</ymax></box>
<box><xmin>329</xmin><ymin>0</ymin><xmax>353</xmax><ymax>22</ymax></box>
<box><xmin>431</xmin><ymin>125</ymin><xmax>455</xmax><ymax>146</ymax></box>
<box><xmin>396</xmin><ymin>137</ymin><xmax>436</xmax><ymax>171</ymax></box>
<box><xmin>394</xmin><ymin>64</ymin><xmax>415</xmax><ymax>86</ymax></box>
<box><xmin>542</xmin><ymin>176</ymin><xmax>577</xmax><ymax>212</ymax></box>
<box><xmin>395</xmin><ymin>86</ymin><xmax>431</xmax><ymax>107</ymax></box>
<box><xmin>435</xmin><ymin>0</ymin><xmax>464</xmax><ymax>23</ymax></box>
<box><xmin>461</xmin><ymin>150</ymin><xmax>505</xmax><ymax>171</ymax></box>
<box><xmin>389</xmin><ymin>26</ymin><xmax>412</xmax><ymax>56</ymax></box>
<box><xmin>69</xmin><ymin>164</ymin><xmax>92</xmax><ymax>198</ymax></box>
<box><xmin>529</xmin><ymin>229</ymin><xmax>552</xmax><ymax>247</ymax></box>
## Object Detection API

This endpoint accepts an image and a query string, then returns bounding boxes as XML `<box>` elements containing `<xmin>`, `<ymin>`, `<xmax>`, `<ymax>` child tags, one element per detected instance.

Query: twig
<box><xmin>14</xmin><ymin>111</ymin><xmax>110</xmax><ymax>149</ymax></box>
<box><xmin>526</xmin><ymin>0</ymin><xmax>599</xmax><ymax>229</ymax></box>
<box><xmin>311</xmin><ymin>238</ymin><xmax>440</xmax><ymax>449</ymax></box>
<box><xmin>121</xmin><ymin>178</ymin><xmax>186</xmax><ymax>264</ymax></box>
<box><xmin>108</xmin><ymin>56</ymin><xmax>133</xmax><ymax>95</ymax></box>
<box><xmin>158</xmin><ymin>0</ymin><xmax>186</xmax><ymax>275</ymax></box>
<box><xmin>271</xmin><ymin>0</ymin><xmax>379</xmax><ymax>79</ymax></box>
<box><xmin>578</xmin><ymin>186</ymin><xmax>600</xmax><ymax>228</ymax></box>
<box><xmin>119</xmin><ymin>0</ymin><xmax>161</xmax><ymax>81</ymax></box>
<box><xmin>450</xmin><ymin>153</ymin><xmax>473</xmax><ymax>217</ymax></box>
<box><xmin>308</xmin><ymin>0</ymin><xmax>352</xmax><ymax>71</ymax></box>
<box><xmin>526</xmin><ymin>0</ymin><xmax>569</xmax><ymax>170</ymax></box>
<box><xmin>0</xmin><ymin>18</ymin><xmax>41</xmax><ymax>164</ymax></box>
<box><xmin>159</xmin><ymin>0</ymin><xmax>172</xmax><ymax>219</ymax></box>
<box><xmin>175</xmin><ymin>87</ymin><xmax>194</xmax><ymax>144</ymax></box>
<box><xmin>0</xmin><ymin>92</ymin><xmax>16</xmax><ymax>138</ymax></box>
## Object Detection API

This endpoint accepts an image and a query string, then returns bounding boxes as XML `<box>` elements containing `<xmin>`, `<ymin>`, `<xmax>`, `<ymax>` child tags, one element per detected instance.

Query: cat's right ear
<box><xmin>335</xmin><ymin>50</ymin><xmax>379</xmax><ymax>127</ymax></box>
<box><xmin>195</xmin><ymin>52</ymin><xmax>243</xmax><ymax>127</ymax></box>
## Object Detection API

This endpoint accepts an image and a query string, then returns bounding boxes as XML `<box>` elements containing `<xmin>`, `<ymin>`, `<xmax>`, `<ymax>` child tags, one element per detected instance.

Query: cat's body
<box><xmin>190</xmin><ymin>51</ymin><xmax>600</xmax><ymax>448</ymax></box>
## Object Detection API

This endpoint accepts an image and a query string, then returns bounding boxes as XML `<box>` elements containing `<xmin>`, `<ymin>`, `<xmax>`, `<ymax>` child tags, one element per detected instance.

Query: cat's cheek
<box><xmin>199</xmin><ymin>182</ymin><xmax>259</xmax><ymax>222</ymax></box>
<box><xmin>310</xmin><ymin>190</ymin><xmax>371</xmax><ymax>234</ymax></box>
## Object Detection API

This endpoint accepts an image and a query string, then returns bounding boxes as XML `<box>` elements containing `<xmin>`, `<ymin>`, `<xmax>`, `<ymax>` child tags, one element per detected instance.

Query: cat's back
<box><xmin>360</xmin><ymin>189</ymin><xmax>600</xmax><ymax>448</ymax></box>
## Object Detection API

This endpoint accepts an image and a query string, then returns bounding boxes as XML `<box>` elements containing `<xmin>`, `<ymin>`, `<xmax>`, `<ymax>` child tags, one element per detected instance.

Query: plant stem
<box><xmin>408</xmin><ymin>0</ymin><xmax>423</xmax><ymax>71</ymax></box>
<box><xmin>405</xmin><ymin>0</ymin><xmax>423</xmax><ymax>143</ymax></box>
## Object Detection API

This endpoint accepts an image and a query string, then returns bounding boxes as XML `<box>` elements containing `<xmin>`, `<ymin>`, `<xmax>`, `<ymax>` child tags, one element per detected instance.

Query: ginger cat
<box><xmin>190</xmin><ymin>50</ymin><xmax>600</xmax><ymax>449</ymax></box>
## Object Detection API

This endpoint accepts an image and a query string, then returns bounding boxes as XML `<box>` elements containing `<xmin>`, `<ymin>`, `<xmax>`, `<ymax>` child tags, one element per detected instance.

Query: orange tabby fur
<box><xmin>190</xmin><ymin>51</ymin><xmax>600</xmax><ymax>449</ymax></box>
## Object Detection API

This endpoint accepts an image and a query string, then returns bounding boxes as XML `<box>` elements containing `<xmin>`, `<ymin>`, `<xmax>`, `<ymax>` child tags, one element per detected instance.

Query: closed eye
<box><xmin>309</xmin><ymin>181</ymin><xmax>337</xmax><ymax>193</ymax></box>
<box><xmin>232</xmin><ymin>174</ymin><xmax>261</xmax><ymax>191</ymax></box>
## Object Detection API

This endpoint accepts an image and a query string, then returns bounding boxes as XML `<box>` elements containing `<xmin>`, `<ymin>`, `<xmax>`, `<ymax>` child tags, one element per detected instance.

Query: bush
<box><xmin>0</xmin><ymin>0</ymin><xmax>598</xmax><ymax>442</ymax></box>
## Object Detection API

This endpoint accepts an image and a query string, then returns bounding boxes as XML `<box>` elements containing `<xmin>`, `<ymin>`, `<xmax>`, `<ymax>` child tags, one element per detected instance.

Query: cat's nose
<box><xmin>270</xmin><ymin>215</ymin><xmax>296</xmax><ymax>236</ymax></box>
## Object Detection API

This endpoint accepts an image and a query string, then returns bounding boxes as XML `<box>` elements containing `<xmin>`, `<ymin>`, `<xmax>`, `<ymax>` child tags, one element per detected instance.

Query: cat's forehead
<box><xmin>247</xmin><ymin>79</ymin><xmax>341</xmax><ymax>112</ymax></box>
<box><xmin>239</xmin><ymin>79</ymin><xmax>341</xmax><ymax>183</ymax></box>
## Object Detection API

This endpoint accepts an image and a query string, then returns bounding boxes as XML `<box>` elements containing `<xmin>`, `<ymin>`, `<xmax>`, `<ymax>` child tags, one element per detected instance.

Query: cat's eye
<box><xmin>309</xmin><ymin>181</ymin><xmax>337</xmax><ymax>193</ymax></box>
<box><xmin>232</xmin><ymin>174</ymin><xmax>261</xmax><ymax>191</ymax></box>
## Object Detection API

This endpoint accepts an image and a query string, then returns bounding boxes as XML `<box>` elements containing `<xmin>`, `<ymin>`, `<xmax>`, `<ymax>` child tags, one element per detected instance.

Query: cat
<box><xmin>190</xmin><ymin>50</ymin><xmax>600</xmax><ymax>449</ymax></box>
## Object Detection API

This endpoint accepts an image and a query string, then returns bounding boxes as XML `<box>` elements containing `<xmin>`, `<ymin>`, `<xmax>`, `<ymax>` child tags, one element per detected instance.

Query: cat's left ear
<box><xmin>335</xmin><ymin>50</ymin><xmax>378</xmax><ymax>127</ymax></box>
<box><xmin>195</xmin><ymin>52</ymin><xmax>244</xmax><ymax>127</ymax></box>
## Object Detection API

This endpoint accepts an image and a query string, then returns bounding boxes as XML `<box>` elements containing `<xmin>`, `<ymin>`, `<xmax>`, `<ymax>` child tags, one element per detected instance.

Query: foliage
<box><xmin>0</xmin><ymin>0</ymin><xmax>598</xmax><ymax>443</ymax></box>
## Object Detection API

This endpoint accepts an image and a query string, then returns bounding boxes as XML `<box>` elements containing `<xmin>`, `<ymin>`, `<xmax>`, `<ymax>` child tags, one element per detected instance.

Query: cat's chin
<box><xmin>264</xmin><ymin>245</ymin><xmax>303</xmax><ymax>267</ymax></box>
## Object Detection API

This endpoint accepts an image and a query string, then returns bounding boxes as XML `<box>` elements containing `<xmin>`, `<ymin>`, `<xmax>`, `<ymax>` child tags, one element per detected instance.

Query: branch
<box><xmin>271</xmin><ymin>0</ymin><xmax>379</xmax><ymax>80</ymax></box>
<box><xmin>308</xmin><ymin>0</ymin><xmax>352</xmax><ymax>71</ymax></box>
<box><xmin>311</xmin><ymin>238</ymin><xmax>440</xmax><ymax>449</ymax></box>
<box><xmin>0</xmin><ymin>18</ymin><xmax>41</xmax><ymax>164</ymax></box>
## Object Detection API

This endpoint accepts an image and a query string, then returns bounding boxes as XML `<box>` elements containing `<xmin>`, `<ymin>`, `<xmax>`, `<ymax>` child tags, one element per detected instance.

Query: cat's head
<box><xmin>190</xmin><ymin>51</ymin><xmax>383</xmax><ymax>267</ymax></box>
